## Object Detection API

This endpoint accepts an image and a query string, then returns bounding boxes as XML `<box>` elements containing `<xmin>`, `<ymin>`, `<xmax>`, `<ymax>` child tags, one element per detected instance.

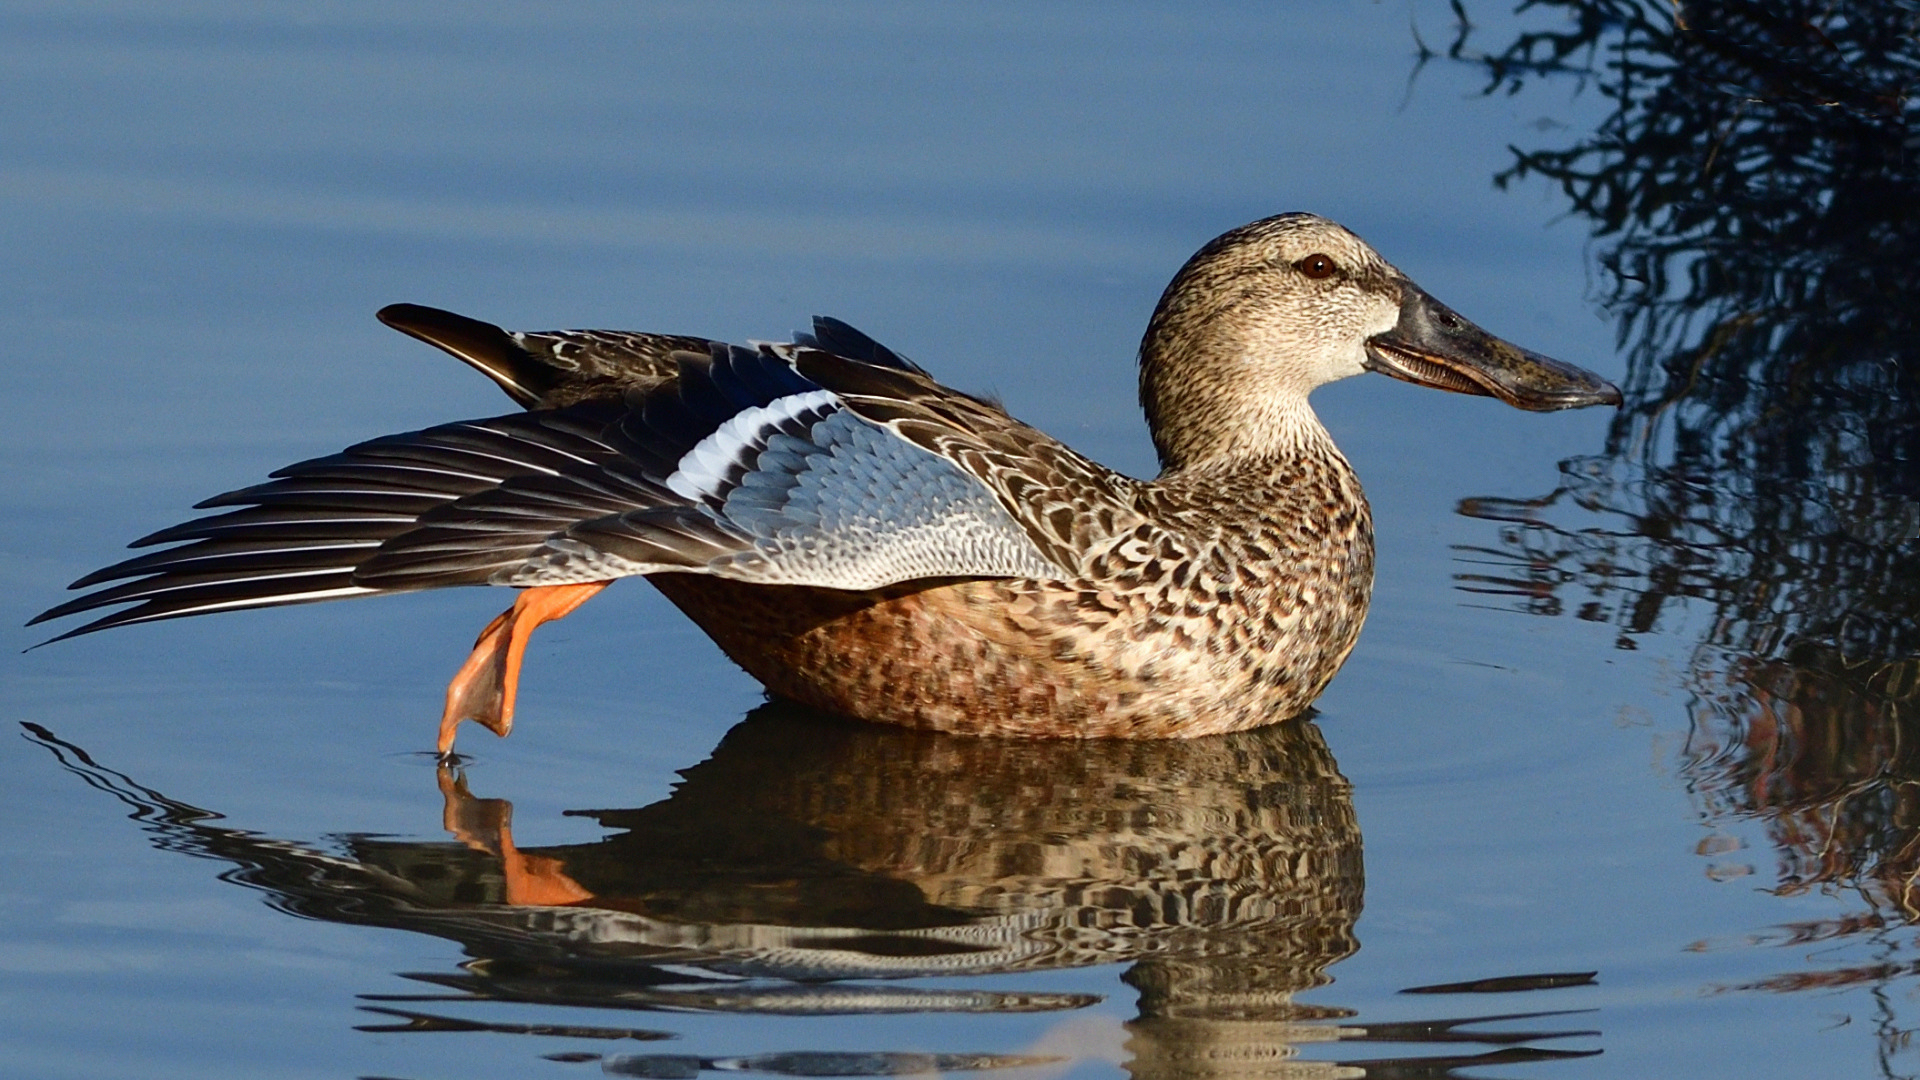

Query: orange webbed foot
<box><xmin>436</xmin><ymin>582</ymin><xmax>611</xmax><ymax>757</ymax></box>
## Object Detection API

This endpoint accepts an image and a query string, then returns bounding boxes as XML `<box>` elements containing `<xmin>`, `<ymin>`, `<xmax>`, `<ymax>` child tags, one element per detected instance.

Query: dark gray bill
<box><xmin>1363</xmin><ymin>281</ymin><xmax>1621</xmax><ymax>411</ymax></box>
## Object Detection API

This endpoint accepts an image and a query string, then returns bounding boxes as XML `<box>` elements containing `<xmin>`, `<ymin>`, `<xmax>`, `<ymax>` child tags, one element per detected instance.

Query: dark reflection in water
<box><xmin>1443</xmin><ymin>0</ymin><xmax>1920</xmax><ymax>1037</ymax></box>
<box><xmin>23</xmin><ymin>710</ymin><xmax>1597</xmax><ymax>1078</ymax></box>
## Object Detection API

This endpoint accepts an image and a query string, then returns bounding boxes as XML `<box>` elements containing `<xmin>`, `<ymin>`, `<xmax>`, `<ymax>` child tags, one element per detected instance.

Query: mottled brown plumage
<box><xmin>651</xmin><ymin>435</ymin><xmax>1370</xmax><ymax>738</ymax></box>
<box><xmin>36</xmin><ymin>214</ymin><xmax>1618</xmax><ymax>746</ymax></box>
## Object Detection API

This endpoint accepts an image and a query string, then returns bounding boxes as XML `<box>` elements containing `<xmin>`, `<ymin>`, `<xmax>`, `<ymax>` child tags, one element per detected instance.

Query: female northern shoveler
<box><xmin>33</xmin><ymin>214</ymin><xmax>1618</xmax><ymax>749</ymax></box>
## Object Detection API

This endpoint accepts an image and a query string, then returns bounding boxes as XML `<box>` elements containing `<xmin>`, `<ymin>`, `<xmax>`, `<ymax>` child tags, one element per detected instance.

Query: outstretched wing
<box><xmin>34</xmin><ymin>319</ymin><xmax>1142</xmax><ymax>641</ymax></box>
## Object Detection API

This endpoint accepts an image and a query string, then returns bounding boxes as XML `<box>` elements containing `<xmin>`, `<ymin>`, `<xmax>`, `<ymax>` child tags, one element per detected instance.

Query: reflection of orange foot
<box><xmin>436</xmin><ymin>767</ymin><xmax>593</xmax><ymax>907</ymax></box>
<box><xmin>437</xmin><ymin>582</ymin><xmax>610</xmax><ymax>757</ymax></box>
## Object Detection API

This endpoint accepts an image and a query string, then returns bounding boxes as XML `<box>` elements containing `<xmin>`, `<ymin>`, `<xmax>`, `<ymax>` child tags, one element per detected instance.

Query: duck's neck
<box><xmin>1140</xmin><ymin>341</ymin><xmax>1333</xmax><ymax>477</ymax></box>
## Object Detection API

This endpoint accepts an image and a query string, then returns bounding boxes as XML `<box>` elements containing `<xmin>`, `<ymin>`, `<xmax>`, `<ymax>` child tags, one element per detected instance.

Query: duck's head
<box><xmin>1139</xmin><ymin>213</ymin><xmax>1620</xmax><ymax>470</ymax></box>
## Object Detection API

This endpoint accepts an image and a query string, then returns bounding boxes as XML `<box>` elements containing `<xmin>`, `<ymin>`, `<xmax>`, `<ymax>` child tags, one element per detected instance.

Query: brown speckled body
<box><xmin>652</xmin><ymin>431</ymin><xmax>1373</xmax><ymax>738</ymax></box>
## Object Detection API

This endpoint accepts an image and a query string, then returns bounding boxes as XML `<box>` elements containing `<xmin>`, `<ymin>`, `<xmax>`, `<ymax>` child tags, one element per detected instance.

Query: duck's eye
<box><xmin>1296</xmin><ymin>253</ymin><xmax>1337</xmax><ymax>280</ymax></box>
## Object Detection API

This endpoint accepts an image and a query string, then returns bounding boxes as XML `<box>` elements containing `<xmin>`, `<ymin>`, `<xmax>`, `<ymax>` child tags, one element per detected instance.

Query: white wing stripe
<box><xmin>329</xmin><ymin>463</ymin><xmax>514</xmax><ymax>484</ymax></box>
<box><xmin>106</xmin><ymin>565</ymin><xmax>364</xmax><ymax>599</ymax></box>
<box><xmin>665</xmin><ymin>390</ymin><xmax>837</xmax><ymax>501</ymax></box>
<box><xmin>128</xmin><ymin>541</ymin><xmax>383</xmax><ymax>566</ymax></box>
<box><xmin>114</xmin><ymin>586</ymin><xmax>384</xmax><ymax>623</ymax></box>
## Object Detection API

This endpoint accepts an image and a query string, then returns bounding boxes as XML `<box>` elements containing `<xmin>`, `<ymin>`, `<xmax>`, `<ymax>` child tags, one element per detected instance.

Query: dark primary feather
<box><xmin>29</xmin><ymin>403</ymin><xmax>636</xmax><ymax>639</ymax></box>
<box><xmin>32</xmin><ymin>359</ymin><xmax>739</xmax><ymax>637</ymax></box>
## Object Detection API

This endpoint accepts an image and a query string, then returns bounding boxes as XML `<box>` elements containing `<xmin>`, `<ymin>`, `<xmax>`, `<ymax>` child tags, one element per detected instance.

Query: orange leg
<box><xmin>437</xmin><ymin>581</ymin><xmax>610</xmax><ymax>757</ymax></box>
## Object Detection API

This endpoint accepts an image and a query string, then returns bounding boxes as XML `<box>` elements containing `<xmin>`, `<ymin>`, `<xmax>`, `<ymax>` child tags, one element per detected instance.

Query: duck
<box><xmin>31</xmin><ymin>213</ymin><xmax>1619</xmax><ymax>750</ymax></box>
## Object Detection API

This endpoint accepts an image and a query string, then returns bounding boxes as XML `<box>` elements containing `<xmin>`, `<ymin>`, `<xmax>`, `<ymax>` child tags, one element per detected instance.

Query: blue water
<box><xmin>3</xmin><ymin>3</ymin><xmax>1904</xmax><ymax>1078</ymax></box>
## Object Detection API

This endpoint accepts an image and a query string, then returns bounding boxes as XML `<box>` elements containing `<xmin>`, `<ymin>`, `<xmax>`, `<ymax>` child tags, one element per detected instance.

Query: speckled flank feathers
<box><xmin>652</xmin><ymin>432</ymin><xmax>1371</xmax><ymax>738</ymax></box>
<box><xmin>35</xmin><ymin>214</ymin><xmax>1615</xmax><ymax>741</ymax></box>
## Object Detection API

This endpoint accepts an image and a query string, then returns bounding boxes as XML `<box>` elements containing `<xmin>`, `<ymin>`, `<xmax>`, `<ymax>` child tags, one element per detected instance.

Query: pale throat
<box><xmin>1203</xmin><ymin>392</ymin><xmax>1338</xmax><ymax>466</ymax></box>
<box><xmin>1144</xmin><ymin>326</ymin><xmax>1352</xmax><ymax>473</ymax></box>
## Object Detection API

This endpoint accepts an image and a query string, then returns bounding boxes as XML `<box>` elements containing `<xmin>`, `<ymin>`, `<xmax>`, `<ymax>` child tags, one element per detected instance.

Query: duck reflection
<box><xmin>426</xmin><ymin>707</ymin><xmax>1362</xmax><ymax>999</ymax></box>
<box><xmin>26</xmin><ymin>709</ymin><xmax>1597</xmax><ymax>1077</ymax></box>
<box><xmin>1440</xmin><ymin>0</ymin><xmax>1920</xmax><ymax>1047</ymax></box>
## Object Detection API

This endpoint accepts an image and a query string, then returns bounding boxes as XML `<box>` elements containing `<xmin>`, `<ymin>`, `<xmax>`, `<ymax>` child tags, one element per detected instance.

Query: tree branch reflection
<box><xmin>1445</xmin><ymin>0</ymin><xmax>1920</xmax><ymax>1050</ymax></box>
